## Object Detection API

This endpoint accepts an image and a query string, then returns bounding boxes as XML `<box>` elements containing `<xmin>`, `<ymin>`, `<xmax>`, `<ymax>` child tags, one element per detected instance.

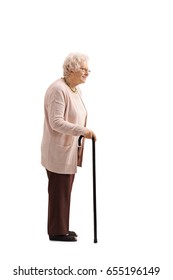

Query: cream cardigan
<box><xmin>41</xmin><ymin>78</ymin><xmax>88</xmax><ymax>174</ymax></box>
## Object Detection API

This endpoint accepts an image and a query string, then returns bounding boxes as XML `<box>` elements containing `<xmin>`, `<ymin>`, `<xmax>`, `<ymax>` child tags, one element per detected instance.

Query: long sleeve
<box><xmin>46</xmin><ymin>88</ymin><xmax>87</xmax><ymax>136</ymax></box>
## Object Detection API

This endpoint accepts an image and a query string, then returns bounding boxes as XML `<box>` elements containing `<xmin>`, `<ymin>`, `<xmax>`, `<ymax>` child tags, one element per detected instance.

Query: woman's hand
<box><xmin>84</xmin><ymin>129</ymin><xmax>97</xmax><ymax>141</ymax></box>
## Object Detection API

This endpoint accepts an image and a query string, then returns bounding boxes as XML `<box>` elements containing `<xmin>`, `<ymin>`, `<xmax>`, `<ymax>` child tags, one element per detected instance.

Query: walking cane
<box><xmin>78</xmin><ymin>135</ymin><xmax>98</xmax><ymax>243</ymax></box>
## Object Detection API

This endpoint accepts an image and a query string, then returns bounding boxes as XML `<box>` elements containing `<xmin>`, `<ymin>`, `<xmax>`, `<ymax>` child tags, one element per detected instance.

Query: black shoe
<box><xmin>49</xmin><ymin>234</ymin><xmax>77</xmax><ymax>242</ymax></box>
<box><xmin>69</xmin><ymin>231</ymin><xmax>78</xmax><ymax>237</ymax></box>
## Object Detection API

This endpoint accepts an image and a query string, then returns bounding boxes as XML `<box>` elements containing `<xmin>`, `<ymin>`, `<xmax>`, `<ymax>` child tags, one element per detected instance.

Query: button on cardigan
<box><xmin>41</xmin><ymin>78</ymin><xmax>88</xmax><ymax>174</ymax></box>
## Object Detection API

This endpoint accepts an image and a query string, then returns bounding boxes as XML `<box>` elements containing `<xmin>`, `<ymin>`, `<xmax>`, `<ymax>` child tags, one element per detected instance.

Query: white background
<box><xmin>0</xmin><ymin>0</ymin><xmax>173</xmax><ymax>279</ymax></box>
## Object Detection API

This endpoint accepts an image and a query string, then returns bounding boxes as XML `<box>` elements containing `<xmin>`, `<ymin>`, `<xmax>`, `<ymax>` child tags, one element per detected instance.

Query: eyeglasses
<box><xmin>80</xmin><ymin>67</ymin><xmax>91</xmax><ymax>73</ymax></box>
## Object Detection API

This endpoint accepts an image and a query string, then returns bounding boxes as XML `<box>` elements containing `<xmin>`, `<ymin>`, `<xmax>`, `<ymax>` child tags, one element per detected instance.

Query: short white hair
<box><xmin>63</xmin><ymin>52</ymin><xmax>89</xmax><ymax>77</ymax></box>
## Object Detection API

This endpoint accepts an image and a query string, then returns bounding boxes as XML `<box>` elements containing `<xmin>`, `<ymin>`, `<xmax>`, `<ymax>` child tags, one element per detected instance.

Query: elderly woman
<box><xmin>41</xmin><ymin>53</ymin><xmax>96</xmax><ymax>242</ymax></box>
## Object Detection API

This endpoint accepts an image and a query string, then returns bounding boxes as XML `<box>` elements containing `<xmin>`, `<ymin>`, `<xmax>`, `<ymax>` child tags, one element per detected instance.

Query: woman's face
<box><xmin>73</xmin><ymin>62</ymin><xmax>90</xmax><ymax>85</ymax></box>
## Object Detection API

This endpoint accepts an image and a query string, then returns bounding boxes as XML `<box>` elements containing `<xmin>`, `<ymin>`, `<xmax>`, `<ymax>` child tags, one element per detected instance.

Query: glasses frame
<box><xmin>79</xmin><ymin>67</ymin><xmax>91</xmax><ymax>73</ymax></box>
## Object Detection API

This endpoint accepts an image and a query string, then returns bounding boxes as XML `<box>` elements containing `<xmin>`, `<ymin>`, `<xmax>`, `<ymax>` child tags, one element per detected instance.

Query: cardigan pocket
<box><xmin>53</xmin><ymin>143</ymin><xmax>72</xmax><ymax>163</ymax></box>
<box><xmin>54</xmin><ymin>134</ymin><xmax>74</xmax><ymax>146</ymax></box>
